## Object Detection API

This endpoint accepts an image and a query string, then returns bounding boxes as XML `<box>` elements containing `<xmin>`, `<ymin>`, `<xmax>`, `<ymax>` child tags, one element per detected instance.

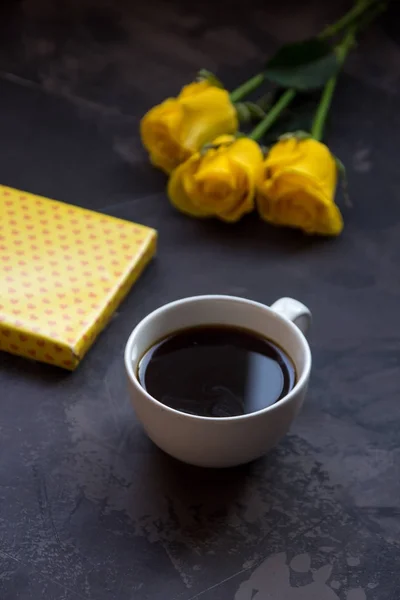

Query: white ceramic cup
<box><xmin>124</xmin><ymin>295</ymin><xmax>312</xmax><ymax>468</ymax></box>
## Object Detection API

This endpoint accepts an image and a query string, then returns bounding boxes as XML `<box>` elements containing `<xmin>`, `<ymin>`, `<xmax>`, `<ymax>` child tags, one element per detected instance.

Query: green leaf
<box><xmin>279</xmin><ymin>130</ymin><xmax>312</xmax><ymax>141</ymax></box>
<box><xmin>197</xmin><ymin>69</ymin><xmax>224</xmax><ymax>89</ymax></box>
<box><xmin>255</xmin><ymin>90</ymin><xmax>279</xmax><ymax>113</ymax></box>
<box><xmin>235</xmin><ymin>101</ymin><xmax>266</xmax><ymax>123</ymax></box>
<box><xmin>334</xmin><ymin>155</ymin><xmax>351</xmax><ymax>207</ymax></box>
<box><xmin>335</xmin><ymin>155</ymin><xmax>346</xmax><ymax>176</ymax></box>
<box><xmin>234</xmin><ymin>102</ymin><xmax>252</xmax><ymax>123</ymax></box>
<box><xmin>200</xmin><ymin>139</ymin><xmax>234</xmax><ymax>156</ymax></box>
<box><xmin>264</xmin><ymin>38</ymin><xmax>339</xmax><ymax>90</ymax></box>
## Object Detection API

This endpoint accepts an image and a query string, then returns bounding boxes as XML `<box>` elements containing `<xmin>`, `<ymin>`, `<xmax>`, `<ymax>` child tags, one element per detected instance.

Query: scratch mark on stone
<box><xmin>163</xmin><ymin>542</ymin><xmax>193</xmax><ymax>589</ymax></box>
<box><xmin>288</xmin><ymin>513</ymin><xmax>330</xmax><ymax>541</ymax></box>
<box><xmin>185</xmin><ymin>566</ymin><xmax>252</xmax><ymax>600</ymax></box>
<box><xmin>65</xmin><ymin>487</ymin><xmax>85</xmax><ymax>523</ymax></box>
<box><xmin>98</xmin><ymin>192</ymin><xmax>162</xmax><ymax>213</ymax></box>
<box><xmin>0</xmin><ymin>69</ymin><xmax>137</xmax><ymax>120</ymax></box>
<box><xmin>32</xmin><ymin>465</ymin><xmax>62</xmax><ymax>547</ymax></box>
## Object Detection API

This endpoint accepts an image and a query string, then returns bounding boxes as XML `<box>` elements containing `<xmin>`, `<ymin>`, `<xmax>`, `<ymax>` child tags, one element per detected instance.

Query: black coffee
<box><xmin>137</xmin><ymin>325</ymin><xmax>296</xmax><ymax>418</ymax></box>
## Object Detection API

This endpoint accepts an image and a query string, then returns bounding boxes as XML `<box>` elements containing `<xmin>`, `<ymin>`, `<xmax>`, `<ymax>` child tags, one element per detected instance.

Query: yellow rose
<box><xmin>140</xmin><ymin>81</ymin><xmax>238</xmax><ymax>174</ymax></box>
<box><xmin>256</xmin><ymin>137</ymin><xmax>344</xmax><ymax>236</ymax></box>
<box><xmin>168</xmin><ymin>135</ymin><xmax>264</xmax><ymax>222</ymax></box>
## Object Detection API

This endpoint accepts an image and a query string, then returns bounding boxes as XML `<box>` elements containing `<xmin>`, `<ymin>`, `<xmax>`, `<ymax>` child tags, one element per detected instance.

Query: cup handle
<box><xmin>270</xmin><ymin>297</ymin><xmax>312</xmax><ymax>336</ymax></box>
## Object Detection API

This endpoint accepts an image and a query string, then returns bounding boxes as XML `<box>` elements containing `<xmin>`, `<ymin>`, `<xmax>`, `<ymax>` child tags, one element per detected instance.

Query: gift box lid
<box><xmin>0</xmin><ymin>185</ymin><xmax>157</xmax><ymax>369</ymax></box>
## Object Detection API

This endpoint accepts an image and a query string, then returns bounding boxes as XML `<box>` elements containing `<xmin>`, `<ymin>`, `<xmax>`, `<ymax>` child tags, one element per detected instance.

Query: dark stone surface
<box><xmin>1</xmin><ymin>1</ymin><xmax>400</xmax><ymax>599</ymax></box>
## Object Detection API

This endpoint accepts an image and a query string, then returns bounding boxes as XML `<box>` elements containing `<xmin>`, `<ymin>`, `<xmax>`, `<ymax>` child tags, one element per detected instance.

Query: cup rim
<box><xmin>124</xmin><ymin>294</ymin><xmax>312</xmax><ymax>423</ymax></box>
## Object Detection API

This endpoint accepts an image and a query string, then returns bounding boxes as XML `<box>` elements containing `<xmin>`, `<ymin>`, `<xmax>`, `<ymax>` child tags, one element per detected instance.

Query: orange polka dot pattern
<box><xmin>0</xmin><ymin>185</ymin><xmax>157</xmax><ymax>369</ymax></box>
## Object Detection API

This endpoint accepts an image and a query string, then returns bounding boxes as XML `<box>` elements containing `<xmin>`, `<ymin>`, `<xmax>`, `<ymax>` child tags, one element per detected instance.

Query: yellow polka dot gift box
<box><xmin>0</xmin><ymin>185</ymin><xmax>157</xmax><ymax>369</ymax></box>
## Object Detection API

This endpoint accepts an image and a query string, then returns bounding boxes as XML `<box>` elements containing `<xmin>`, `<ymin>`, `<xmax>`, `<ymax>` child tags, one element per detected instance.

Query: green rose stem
<box><xmin>247</xmin><ymin>18</ymin><xmax>355</xmax><ymax>143</ymax></box>
<box><xmin>320</xmin><ymin>0</ymin><xmax>381</xmax><ymax>40</ymax></box>
<box><xmin>229</xmin><ymin>73</ymin><xmax>265</xmax><ymax>103</ymax></box>
<box><xmin>311</xmin><ymin>29</ymin><xmax>355</xmax><ymax>141</ymax></box>
<box><xmin>311</xmin><ymin>0</ymin><xmax>387</xmax><ymax>141</ymax></box>
<box><xmin>248</xmin><ymin>0</ymin><xmax>384</xmax><ymax>141</ymax></box>
<box><xmin>248</xmin><ymin>89</ymin><xmax>296</xmax><ymax>141</ymax></box>
<box><xmin>229</xmin><ymin>0</ymin><xmax>381</xmax><ymax>104</ymax></box>
<box><xmin>247</xmin><ymin>20</ymin><xmax>358</xmax><ymax>142</ymax></box>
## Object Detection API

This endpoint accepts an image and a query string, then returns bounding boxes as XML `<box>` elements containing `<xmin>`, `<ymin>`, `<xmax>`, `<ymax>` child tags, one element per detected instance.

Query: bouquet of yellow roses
<box><xmin>140</xmin><ymin>0</ymin><xmax>387</xmax><ymax>236</ymax></box>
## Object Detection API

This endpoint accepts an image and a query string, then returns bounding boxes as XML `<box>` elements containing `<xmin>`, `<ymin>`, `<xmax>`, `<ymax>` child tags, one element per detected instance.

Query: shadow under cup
<box><xmin>125</xmin><ymin>295</ymin><xmax>311</xmax><ymax>468</ymax></box>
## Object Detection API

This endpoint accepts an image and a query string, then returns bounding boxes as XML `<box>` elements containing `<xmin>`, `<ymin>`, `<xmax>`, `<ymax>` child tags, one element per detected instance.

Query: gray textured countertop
<box><xmin>1</xmin><ymin>1</ymin><xmax>400</xmax><ymax>599</ymax></box>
